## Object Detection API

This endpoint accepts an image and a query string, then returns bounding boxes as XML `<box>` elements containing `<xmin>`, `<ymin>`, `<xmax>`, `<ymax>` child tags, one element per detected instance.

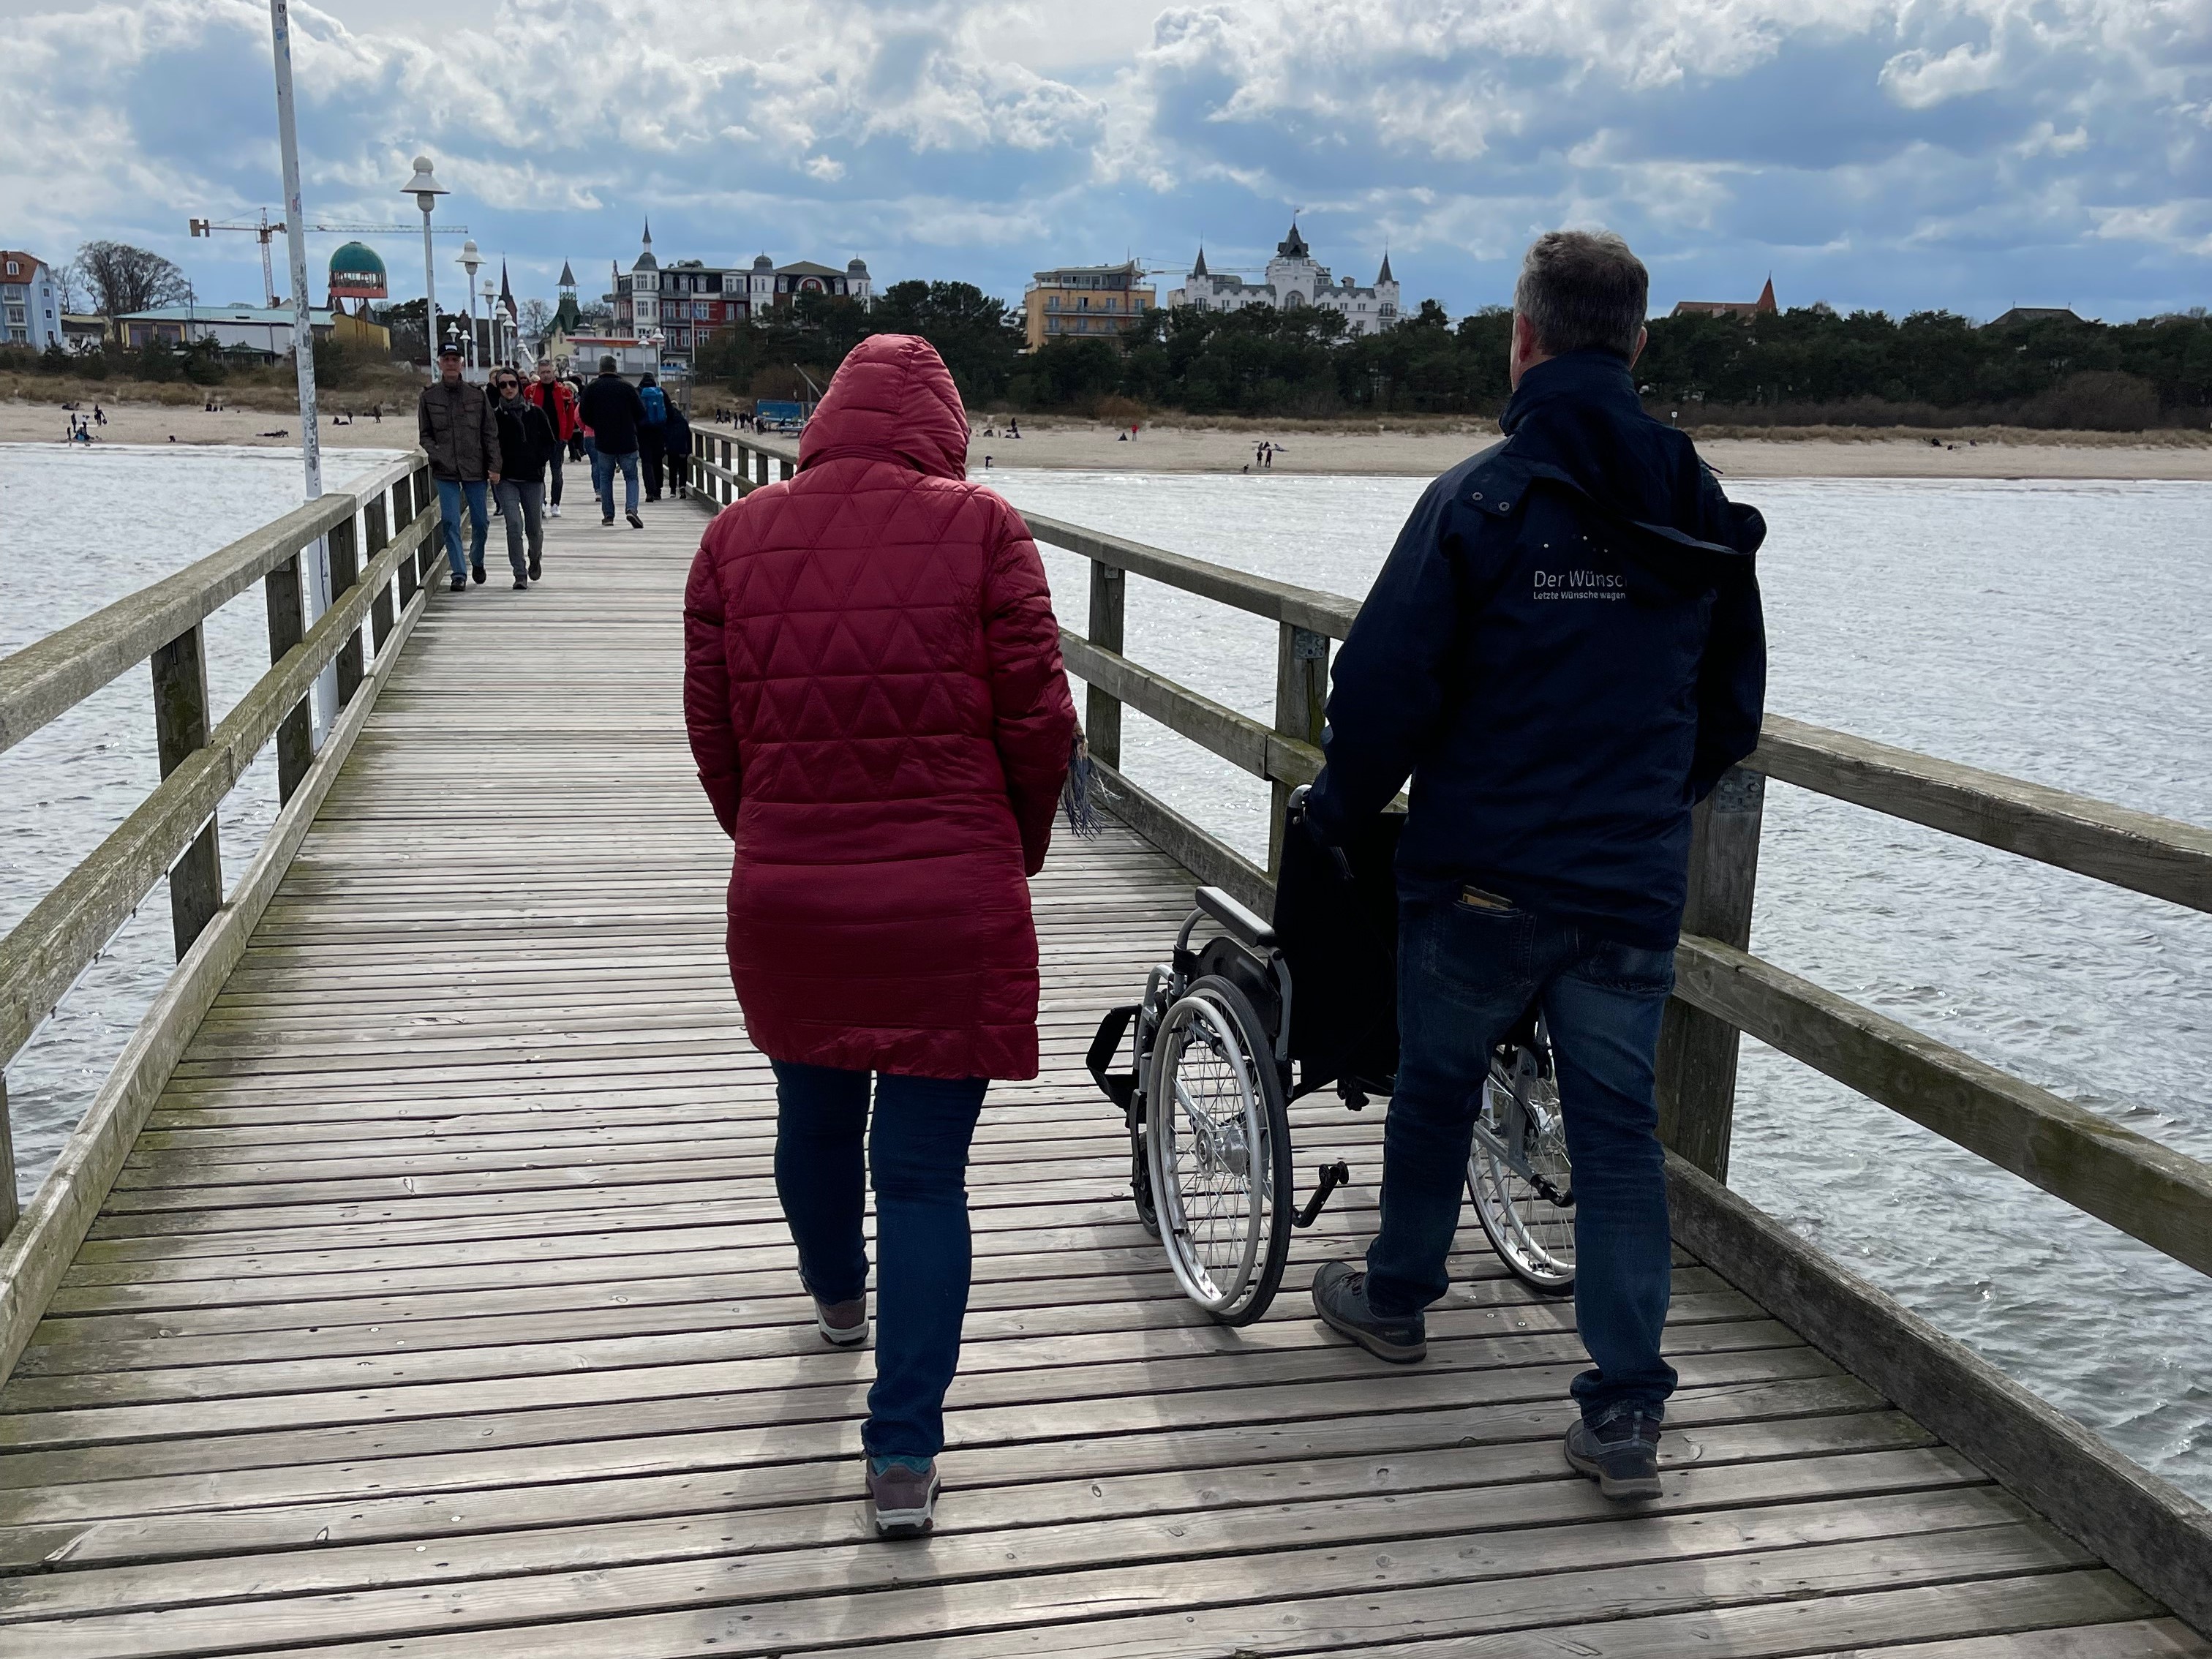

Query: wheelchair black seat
<box><xmin>1273</xmin><ymin>803</ymin><xmax>1403</xmax><ymax>1102</ymax></box>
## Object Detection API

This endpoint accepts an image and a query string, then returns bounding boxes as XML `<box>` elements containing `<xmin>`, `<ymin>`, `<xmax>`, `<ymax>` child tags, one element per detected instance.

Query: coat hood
<box><xmin>799</xmin><ymin>334</ymin><xmax>970</xmax><ymax>480</ymax></box>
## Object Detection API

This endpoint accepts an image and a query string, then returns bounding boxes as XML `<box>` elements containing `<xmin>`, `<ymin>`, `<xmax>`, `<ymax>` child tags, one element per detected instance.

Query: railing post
<box><xmin>328</xmin><ymin>511</ymin><xmax>364</xmax><ymax>710</ymax></box>
<box><xmin>366</xmin><ymin>492</ymin><xmax>394</xmax><ymax>651</ymax></box>
<box><xmin>721</xmin><ymin>437</ymin><xmax>733</xmax><ymax>503</ymax></box>
<box><xmin>263</xmin><ymin>551</ymin><xmax>312</xmax><ymax>805</ymax></box>
<box><xmin>1268</xmin><ymin>624</ymin><xmax>1330</xmax><ymax>873</ymax></box>
<box><xmin>151</xmin><ymin>623</ymin><xmax>222</xmax><ymax>956</ymax></box>
<box><xmin>778</xmin><ymin>456</ymin><xmax>794</xmax><ymax>483</ymax></box>
<box><xmin>0</xmin><ymin>1074</ymin><xmax>18</xmax><ymax>1241</ymax></box>
<box><xmin>1086</xmin><ymin>563</ymin><xmax>1126</xmax><ymax>769</ymax></box>
<box><xmin>756</xmin><ymin>448</ymin><xmax>769</xmax><ymax>489</ymax></box>
<box><xmin>1655</xmin><ymin>765</ymin><xmax>1767</xmax><ymax>1179</ymax></box>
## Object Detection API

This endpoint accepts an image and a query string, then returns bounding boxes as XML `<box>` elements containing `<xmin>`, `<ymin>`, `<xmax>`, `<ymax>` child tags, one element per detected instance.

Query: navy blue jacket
<box><xmin>1305</xmin><ymin>350</ymin><xmax>1767</xmax><ymax>949</ymax></box>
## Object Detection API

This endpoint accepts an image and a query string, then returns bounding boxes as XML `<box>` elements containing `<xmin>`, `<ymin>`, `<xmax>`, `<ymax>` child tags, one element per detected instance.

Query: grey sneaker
<box><xmin>1565</xmin><ymin>1410</ymin><xmax>1664</xmax><ymax>1500</ymax></box>
<box><xmin>1311</xmin><ymin>1260</ymin><xmax>1426</xmax><ymax>1363</ymax></box>
<box><xmin>866</xmin><ymin>1459</ymin><xmax>940</xmax><ymax>1538</ymax></box>
<box><xmin>814</xmin><ymin>1296</ymin><xmax>869</xmax><ymax>1347</ymax></box>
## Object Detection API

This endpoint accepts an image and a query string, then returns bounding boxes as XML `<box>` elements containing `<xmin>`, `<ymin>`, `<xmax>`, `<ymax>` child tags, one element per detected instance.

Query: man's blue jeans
<box><xmin>434</xmin><ymin>477</ymin><xmax>488</xmax><ymax>579</ymax></box>
<box><xmin>770</xmin><ymin>1061</ymin><xmax>988</xmax><ymax>1460</ymax></box>
<box><xmin>591</xmin><ymin>447</ymin><xmax>640</xmax><ymax>519</ymax></box>
<box><xmin>1366</xmin><ymin>893</ymin><xmax>1680</xmax><ymax>1426</ymax></box>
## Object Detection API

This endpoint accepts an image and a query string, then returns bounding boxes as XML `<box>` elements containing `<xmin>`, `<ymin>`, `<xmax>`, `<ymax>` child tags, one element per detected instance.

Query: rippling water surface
<box><xmin>4</xmin><ymin>448</ymin><xmax>2208</xmax><ymax>1504</ymax></box>
<box><xmin>987</xmin><ymin>466</ymin><xmax>2212</xmax><ymax>1503</ymax></box>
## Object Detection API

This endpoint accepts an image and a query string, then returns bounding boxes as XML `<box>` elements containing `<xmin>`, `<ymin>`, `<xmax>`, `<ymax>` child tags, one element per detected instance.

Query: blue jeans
<box><xmin>591</xmin><ymin>448</ymin><xmax>640</xmax><ymax>518</ymax></box>
<box><xmin>434</xmin><ymin>477</ymin><xmax>489</xmax><ymax>579</ymax></box>
<box><xmin>770</xmin><ymin>1061</ymin><xmax>988</xmax><ymax>1459</ymax></box>
<box><xmin>1366</xmin><ymin>893</ymin><xmax>1680</xmax><ymax>1425</ymax></box>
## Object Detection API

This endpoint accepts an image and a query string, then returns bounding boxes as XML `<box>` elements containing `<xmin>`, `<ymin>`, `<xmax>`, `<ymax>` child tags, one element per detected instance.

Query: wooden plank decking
<box><xmin>0</xmin><ymin>501</ymin><xmax>2200</xmax><ymax>1658</ymax></box>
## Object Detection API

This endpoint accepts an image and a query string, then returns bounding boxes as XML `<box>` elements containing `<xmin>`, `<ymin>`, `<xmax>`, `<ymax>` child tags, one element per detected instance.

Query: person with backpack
<box><xmin>637</xmin><ymin>372</ymin><xmax>669</xmax><ymax>502</ymax></box>
<box><xmin>661</xmin><ymin>397</ymin><xmax>693</xmax><ymax>500</ymax></box>
<box><xmin>1301</xmin><ymin>230</ymin><xmax>1767</xmax><ymax>1503</ymax></box>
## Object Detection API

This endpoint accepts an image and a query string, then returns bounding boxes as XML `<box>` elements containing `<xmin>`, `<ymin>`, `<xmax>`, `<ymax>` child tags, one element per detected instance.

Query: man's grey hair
<box><xmin>1513</xmin><ymin>231</ymin><xmax>1649</xmax><ymax>360</ymax></box>
<box><xmin>599</xmin><ymin>353</ymin><xmax>618</xmax><ymax>373</ymax></box>
<box><xmin>536</xmin><ymin>356</ymin><xmax>553</xmax><ymax>368</ymax></box>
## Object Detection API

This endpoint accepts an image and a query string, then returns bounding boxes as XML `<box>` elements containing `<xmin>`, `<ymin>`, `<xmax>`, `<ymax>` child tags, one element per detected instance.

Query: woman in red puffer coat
<box><xmin>682</xmin><ymin>334</ymin><xmax>1075</xmax><ymax>1538</ymax></box>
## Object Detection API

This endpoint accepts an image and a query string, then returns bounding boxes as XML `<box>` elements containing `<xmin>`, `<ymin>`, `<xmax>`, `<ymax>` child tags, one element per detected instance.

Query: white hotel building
<box><xmin>1165</xmin><ymin>222</ymin><xmax>1400</xmax><ymax>336</ymax></box>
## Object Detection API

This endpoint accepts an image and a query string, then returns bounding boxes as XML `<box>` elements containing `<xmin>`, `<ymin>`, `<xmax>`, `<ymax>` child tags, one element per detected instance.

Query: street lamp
<box><xmin>481</xmin><ymin>275</ymin><xmax>500</xmax><ymax>368</ymax></box>
<box><xmin>404</xmin><ymin>155</ymin><xmax>447</xmax><ymax>373</ymax></box>
<box><xmin>456</xmin><ymin>240</ymin><xmax>484</xmax><ymax>375</ymax></box>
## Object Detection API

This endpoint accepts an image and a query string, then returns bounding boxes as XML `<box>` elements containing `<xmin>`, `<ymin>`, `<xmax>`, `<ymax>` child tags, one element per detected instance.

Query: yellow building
<box><xmin>1023</xmin><ymin>261</ymin><xmax>1154</xmax><ymax>351</ymax></box>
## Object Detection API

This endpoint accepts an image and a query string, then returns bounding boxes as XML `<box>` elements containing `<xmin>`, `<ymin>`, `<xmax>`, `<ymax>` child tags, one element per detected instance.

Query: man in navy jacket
<box><xmin>1304</xmin><ymin>230</ymin><xmax>1767</xmax><ymax>1501</ymax></box>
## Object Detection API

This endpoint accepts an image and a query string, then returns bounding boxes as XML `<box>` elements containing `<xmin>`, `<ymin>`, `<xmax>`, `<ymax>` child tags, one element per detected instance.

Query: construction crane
<box><xmin>188</xmin><ymin>208</ymin><xmax>470</xmax><ymax>306</ymax></box>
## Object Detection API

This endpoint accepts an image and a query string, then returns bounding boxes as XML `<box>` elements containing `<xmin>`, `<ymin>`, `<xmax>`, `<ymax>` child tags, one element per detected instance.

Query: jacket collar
<box><xmin>1500</xmin><ymin>349</ymin><xmax>1640</xmax><ymax>434</ymax></box>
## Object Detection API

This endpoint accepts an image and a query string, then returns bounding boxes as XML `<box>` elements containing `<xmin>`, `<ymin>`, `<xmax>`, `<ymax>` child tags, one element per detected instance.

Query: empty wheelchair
<box><xmin>1088</xmin><ymin>791</ymin><xmax>1576</xmax><ymax>1325</ymax></box>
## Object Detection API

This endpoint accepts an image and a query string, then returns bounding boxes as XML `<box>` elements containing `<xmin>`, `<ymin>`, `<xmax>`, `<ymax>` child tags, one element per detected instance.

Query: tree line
<box><xmin>702</xmin><ymin>282</ymin><xmax>2212</xmax><ymax>430</ymax></box>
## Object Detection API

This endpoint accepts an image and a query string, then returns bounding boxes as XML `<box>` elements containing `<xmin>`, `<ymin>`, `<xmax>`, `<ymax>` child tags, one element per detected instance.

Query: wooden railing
<box><xmin>0</xmin><ymin>454</ymin><xmax>442</xmax><ymax>1365</ymax></box>
<box><xmin>688</xmin><ymin>424</ymin><xmax>2212</xmax><ymax>1283</ymax></box>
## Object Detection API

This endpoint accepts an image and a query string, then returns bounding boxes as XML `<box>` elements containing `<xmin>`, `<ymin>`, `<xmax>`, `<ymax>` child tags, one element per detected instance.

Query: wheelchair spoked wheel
<box><xmin>1467</xmin><ymin>1037</ymin><xmax>1577</xmax><ymax>1295</ymax></box>
<box><xmin>1145</xmin><ymin>974</ymin><xmax>1293</xmax><ymax>1325</ymax></box>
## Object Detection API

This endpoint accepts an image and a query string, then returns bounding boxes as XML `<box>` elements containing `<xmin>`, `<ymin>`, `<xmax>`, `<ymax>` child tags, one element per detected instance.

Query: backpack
<box><xmin>640</xmin><ymin>385</ymin><xmax>667</xmax><ymax>424</ymax></box>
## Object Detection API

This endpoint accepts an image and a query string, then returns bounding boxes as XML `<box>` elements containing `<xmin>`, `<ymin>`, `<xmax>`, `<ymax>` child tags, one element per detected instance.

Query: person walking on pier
<box><xmin>637</xmin><ymin>372</ymin><xmax>669</xmax><ymax>502</ymax></box>
<box><xmin>661</xmin><ymin>397</ymin><xmax>692</xmax><ymax>500</ymax></box>
<box><xmin>683</xmin><ymin>334</ymin><xmax>1077</xmax><ymax>1540</ymax></box>
<box><xmin>418</xmin><ymin>342</ymin><xmax>500</xmax><ymax>590</ymax></box>
<box><xmin>524</xmin><ymin>358</ymin><xmax>580</xmax><ymax>517</ymax></box>
<box><xmin>579</xmin><ymin>355</ymin><xmax>646</xmax><ymax>528</ymax></box>
<box><xmin>489</xmin><ymin>369</ymin><xmax>555</xmax><ymax>588</ymax></box>
<box><xmin>1300</xmin><ymin>230</ymin><xmax>1768</xmax><ymax>1502</ymax></box>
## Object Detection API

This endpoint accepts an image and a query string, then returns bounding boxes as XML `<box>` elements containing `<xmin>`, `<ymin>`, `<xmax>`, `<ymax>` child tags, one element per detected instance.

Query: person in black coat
<box><xmin>578</xmin><ymin>358</ymin><xmax>649</xmax><ymax>527</ymax></box>
<box><xmin>1301</xmin><ymin>230</ymin><xmax>1767</xmax><ymax>1503</ymax></box>
<box><xmin>661</xmin><ymin>400</ymin><xmax>692</xmax><ymax>499</ymax></box>
<box><xmin>489</xmin><ymin>368</ymin><xmax>558</xmax><ymax>587</ymax></box>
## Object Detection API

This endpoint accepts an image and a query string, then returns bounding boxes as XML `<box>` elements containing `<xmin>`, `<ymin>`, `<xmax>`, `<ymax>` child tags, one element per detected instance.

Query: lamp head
<box><xmin>405</xmin><ymin>155</ymin><xmax>447</xmax><ymax>214</ymax></box>
<box><xmin>459</xmin><ymin>238</ymin><xmax>482</xmax><ymax>277</ymax></box>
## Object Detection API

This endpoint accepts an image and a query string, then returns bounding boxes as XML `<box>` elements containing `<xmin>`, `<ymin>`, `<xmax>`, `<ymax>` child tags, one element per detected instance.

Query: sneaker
<box><xmin>602</xmin><ymin>514</ymin><xmax>615</xmax><ymax>526</ymax></box>
<box><xmin>470</xmin><ymin>560</ymin><xmax>486</xmax><ymax>584</ymax></box>
<box><xmin>1310</xmin><ymin>1260</ymin><xmax>1426</xmax><ymax>1363</ymax></box>
<box><xmin>527</xmin><ymin>555</ymin><xmax>541</xmax><ymax>580</ymax></box>
<box><xmin>625</xmin><ymin>510</ymin><xmax>644</xmax><ymax>530</ymax></box>
<box><xmin>865</xmin><ymin>1457</ymin><xmax>940</xmax><ymax>1538</ymax></box>
<box><xmin>814</xmin><ymin>1295</ymin><xmax>869</xmax><ymax>1347</ymax></box>
<box><xmin>1565</xmin><ymin>1410</ymin><xmax>1665</xmax><ymax>1501</ymax></box>
<box><xmin>448</xmin><ymin>575</ymin><xmax>466</xmax><ymax>592</ymax></box>
<box><xmin>512</xmin><ymin>576</ymin><xmax>528</xmax><ymax>590</ymax></box>
<box><xmin>547</xmin><ymin>503</ymin><xmax>562</xmax><ymax>518</ymax></box>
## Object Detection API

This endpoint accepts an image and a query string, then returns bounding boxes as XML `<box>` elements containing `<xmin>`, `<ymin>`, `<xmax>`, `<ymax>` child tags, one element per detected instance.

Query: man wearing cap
<box><xmin>417</xmin><ymin>342</ymin><xmax>501</xmax><ymax>591</ymax></box>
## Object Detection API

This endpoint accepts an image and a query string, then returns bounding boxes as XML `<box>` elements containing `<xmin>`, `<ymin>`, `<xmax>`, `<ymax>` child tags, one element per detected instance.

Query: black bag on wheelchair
<box><xmin>1274</xmin><ymin>805</ymin><xmax>1403</xmax><ymax>1103</ymax></box>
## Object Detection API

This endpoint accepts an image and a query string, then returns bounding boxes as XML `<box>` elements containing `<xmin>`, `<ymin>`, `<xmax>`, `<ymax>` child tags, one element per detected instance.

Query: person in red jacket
<box><xmin>682</xmin><ymin>333</ymin><xmax>1076</xmax><ymax>1539</ymax></box>
<box><xmin>523</xmin><ymin>358</ymin><xmax>581</xmax><ymax>516</ymax></box>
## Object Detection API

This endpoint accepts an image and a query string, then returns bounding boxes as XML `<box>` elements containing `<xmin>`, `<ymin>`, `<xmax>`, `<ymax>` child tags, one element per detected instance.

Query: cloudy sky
<box><xmin>1</xmin><ymin>0</ymin><xmax>2206</xmax><ymax>322</ymax></box>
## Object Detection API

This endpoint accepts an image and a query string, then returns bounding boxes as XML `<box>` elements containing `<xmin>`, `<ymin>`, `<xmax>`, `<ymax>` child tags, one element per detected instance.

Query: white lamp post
<box><xmin>457</xmin><ymin>239</ymin><xmax>483</xmax><ymax>375</ymax></box>
<box><xmin>403</xmin><ymin>156</ymin><xmax>447</xmax><ymax>372</ymax></box>
<box><xmin>481</xmin><ymin>276</ymin><xmax>500</xmax><ymax>368</ymax></box>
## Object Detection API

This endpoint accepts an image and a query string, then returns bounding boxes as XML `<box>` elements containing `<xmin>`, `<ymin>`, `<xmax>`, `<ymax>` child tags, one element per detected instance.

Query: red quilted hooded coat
<box><xmin>682</xmin><ymin>335</ymin><xmax>1077</xmax><ymax>1080</ymax></box>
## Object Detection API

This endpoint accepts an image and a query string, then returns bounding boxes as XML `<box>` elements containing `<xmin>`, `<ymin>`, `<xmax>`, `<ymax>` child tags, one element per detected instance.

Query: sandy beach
<box><xmin>7</xmin><ymin>394</ymin><xmax>2211</xmax><ymax>478</ymax></box>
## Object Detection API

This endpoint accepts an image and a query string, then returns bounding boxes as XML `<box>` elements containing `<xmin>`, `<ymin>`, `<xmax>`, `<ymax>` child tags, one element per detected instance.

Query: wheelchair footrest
<box><xmin>1293</xmin><ymin>1160</ymin><xmax>1353</xmax><ymax>1230</ymax></box>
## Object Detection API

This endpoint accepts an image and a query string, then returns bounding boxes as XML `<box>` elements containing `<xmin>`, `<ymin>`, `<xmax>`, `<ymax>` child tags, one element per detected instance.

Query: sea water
<box><xmin>4</xmin><ymin>448</ymin><xmax>2208</xmax><ymax>1502</ymax></box>
<box><xmin>986</xmin><ymin>467</ymin><xmax>2212</xmax><ymax>1504</ymax></box>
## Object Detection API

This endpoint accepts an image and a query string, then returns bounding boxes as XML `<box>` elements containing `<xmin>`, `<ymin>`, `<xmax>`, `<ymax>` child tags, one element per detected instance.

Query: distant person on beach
<box><xmin>682</xmin><ymin>334</ymin><xmax>1076</xmax><ymax>1541</ymax></box>
<box><xmin>418</xmin><ymin>341</ymin><xmax>500</xmax><ymax>591</ymax></box>
<box><xmin>524</xmin><ymin>358</ymin><xmax>580</xmax><ymax>519</ymax></box>
<box><xmin>1300</xmin><ymin>229</ymin><xmax>1767</xmax><ymax>1502</ymax></box>
<box><xmin>637</xmin><ymin>373</ymin><xmax>669</xmax><ymax>502</ymax></box>
<box><xmin>579</xmin><ymin>355</ymin><xmax>646</xmax><ymax>528</ymax></box>
<box><xmin>489</xmin><ymin>367</ymin><xmax>556</xmax><ymax>589</ymax></box>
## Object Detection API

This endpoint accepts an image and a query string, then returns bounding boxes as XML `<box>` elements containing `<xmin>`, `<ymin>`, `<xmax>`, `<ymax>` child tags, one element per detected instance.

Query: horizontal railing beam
<box><xmin>1673</xmin><ymin>933</ymin><xmax>2212</xmax><ymax>1279</ymax></box>
<box><xmin>0</xmin><ymin>504</ymin><xmax>434</xmax><ymax>1069</ymax></box>
<box><xmin>0</xmin><ymin>454</ymin><xmax>421</xmax><ymax>759</ymax></box>
<box><xmin>1026</xmin><ymin>513</ymin><xmax>1359</xmax><ymax>640</ymax></box>
<box><xmin>1749</xmin><ymin>715</ymin><xmax>2212</xmax><ymax>916</ymax></box>
<box><xmin>1058</xmin><ymin>632</ymin><xmax>1322</xmax><ymax>789</ymax></box>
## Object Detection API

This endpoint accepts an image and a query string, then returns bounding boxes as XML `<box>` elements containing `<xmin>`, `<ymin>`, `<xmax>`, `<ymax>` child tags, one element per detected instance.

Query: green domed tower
<box><xmin>328</xmin><ymin>242</ymin><xmax>388</xmax><ymax>309</ymax></box>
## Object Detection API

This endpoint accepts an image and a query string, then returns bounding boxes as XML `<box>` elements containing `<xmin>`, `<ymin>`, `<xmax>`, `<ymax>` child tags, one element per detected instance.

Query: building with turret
<box><xmin>1165</xmin><ymin>222</ymin><xmax>1399</xmax><ymax>336</ymax></box>
<box><xmin>608</xmin><ymin>225</ymin><xmax>873</xmax><ymax>367</ymax></box>
<box><xmin>1671</xmin><ymin>278</ymin><xmax>1778</xmax><ymax>320</ymax></box>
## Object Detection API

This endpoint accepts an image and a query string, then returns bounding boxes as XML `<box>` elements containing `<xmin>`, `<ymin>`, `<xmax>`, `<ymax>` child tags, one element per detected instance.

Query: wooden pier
<box><xmin>0</xmin><ymin>434</ymin><xmax>2205</xmax><ymax>1655</ymax></box>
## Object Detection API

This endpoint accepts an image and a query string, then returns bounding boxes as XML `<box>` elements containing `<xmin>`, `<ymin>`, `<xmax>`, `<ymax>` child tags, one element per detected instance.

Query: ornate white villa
<box><xmin>1165</xmin><ymin>222</ymin><xmax>1400</xmax><ymax>336</ymax></box>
